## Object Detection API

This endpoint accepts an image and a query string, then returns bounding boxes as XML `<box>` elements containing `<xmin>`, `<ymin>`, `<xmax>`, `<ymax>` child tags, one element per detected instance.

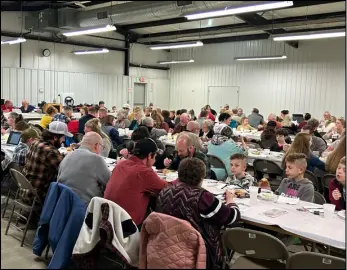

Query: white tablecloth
<box><xmin>159</xmin><ymin>136</ymin><xmax>176</xmax><ymax>146</ymax></box>
<box><xmin>4</xmin><ymin>112</ymin><xmax>43</xmax><ymax>120</ymax></box>
<box><xmin>235</xmin><ymin>197</ymin><xmax>345</xmax><ymax>250</ymax></box>
<box><xmin>233</xmin><ymin>131</ymin><xmax>262</xmax><ymax>141</ymax></box>
<box><xmin>247</xmin><ymin>149</ymin><xmax>284</xmax><ymax>167</ymax></box>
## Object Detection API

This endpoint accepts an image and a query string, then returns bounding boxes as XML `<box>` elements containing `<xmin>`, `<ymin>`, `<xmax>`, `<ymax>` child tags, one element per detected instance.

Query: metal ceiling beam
<box><xmin>129</xmin><ymin>63</ymin><xmax>170</xmax><ymax>71</ymax></box>
<box><xmin>119</xmin><ymin>0</ymin><xmax>344</xmax><ymax>30</ymax></box>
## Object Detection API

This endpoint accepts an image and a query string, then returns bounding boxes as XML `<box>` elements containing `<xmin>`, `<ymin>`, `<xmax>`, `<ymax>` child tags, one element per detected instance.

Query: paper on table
<box><xmin>263</xmin><ymin>209</ymin><xmax>289</xmax><ymax>218</ymax></box>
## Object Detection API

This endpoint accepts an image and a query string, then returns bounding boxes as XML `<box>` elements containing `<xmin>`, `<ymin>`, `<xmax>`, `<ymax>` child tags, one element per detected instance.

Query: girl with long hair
<box><xmin>84</xmin><ymin>118</ymin><xmax>112</xmax><ymax>157</ymax></box>
<box><xmin>326</xmin><ymin>135</ymin><xmax>346</xmax><ymax>174</ymax></box>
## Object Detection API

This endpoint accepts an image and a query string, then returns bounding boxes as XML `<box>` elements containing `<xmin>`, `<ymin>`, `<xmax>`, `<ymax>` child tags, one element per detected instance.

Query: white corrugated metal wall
<box><xmin>169</xmin><ymin>39</ymin><xmax>345</xmax><ymax>118</ymax></box>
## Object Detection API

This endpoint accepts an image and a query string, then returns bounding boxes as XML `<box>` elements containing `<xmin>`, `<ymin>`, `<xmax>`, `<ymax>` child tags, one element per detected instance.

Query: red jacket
<box><xmin>329</xmin><ymin>179</ymin><xmax>346</xmax><ymax>211</ymax></box>
<box><xmin>104</xmin><ymin>156</ymin><xmax>168</xmax><ymax>225</ymax></box>
<box><xmin>1</xmin><ymin>104</ymin><xmax>12</xmax><ymax>112</ymax></box>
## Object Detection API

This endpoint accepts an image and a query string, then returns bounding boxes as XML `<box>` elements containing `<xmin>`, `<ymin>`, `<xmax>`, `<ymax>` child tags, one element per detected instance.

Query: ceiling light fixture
<box><xmin>72</xmin><ymin>48</ymin><xmax>109</xmax><ymax>55</ymax></box>
<box><xmin>62</xmin><ymin>24</ymin><xmax>116</xmax><ymax>37</ymax></box>
<box><xmin>234</xmin><ymin>55</ymin><xmax>287</xmax><ymax>61</ymax></box>
<box><xmin>273</xmin><ymin>29</ymin><xmax>345</xmax><ymax>41</ymax></box>
<box><xmin>149</xmin><ymin>41</ymin><xmax>203</xmax><ymax>50</ymax></box>
<box><xmin>158</xmin><ymin>59</ymin><xmax>195</xmax><ymax>64</ymax></box>
<box><xmin>1</xmin><ymin>37</ymin><xmax>26</xmax><ymax>45</ymax></box>
<box><xmin>185</xmin><ymin>1</ymin><xmax>293</xmax><ymax>20</ymax></box>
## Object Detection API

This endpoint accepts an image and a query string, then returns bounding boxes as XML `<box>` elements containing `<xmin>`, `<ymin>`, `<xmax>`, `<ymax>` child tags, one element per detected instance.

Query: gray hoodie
<box><xmin>276</xmin><ymin>178</ymin><xmax>314</xmax><ymax>202</ymax></box>
<box><xmin>226</xmin><ymin>172</ymin><xmax>256</xmax><ymax>189</ymax></box>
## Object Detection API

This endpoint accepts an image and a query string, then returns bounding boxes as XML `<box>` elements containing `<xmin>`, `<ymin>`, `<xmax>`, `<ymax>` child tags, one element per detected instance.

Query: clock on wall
<box><xmin>42</xmin><ymin>49</ymin><xmax>51</xmax><ymax>57</ymax></box>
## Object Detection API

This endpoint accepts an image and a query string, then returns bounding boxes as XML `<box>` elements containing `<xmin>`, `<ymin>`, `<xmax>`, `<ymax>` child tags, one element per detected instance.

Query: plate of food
<box><xmin>258</xmin><ymin>191</ymin><xmax>277</xmax><ymax>201</ymax></box>
<box><xmin>234</xmin><ymin>189</ymin><xmax>248</xmax><ymax>198</ymax></box>
<box><xmin>337</xmin><ymin>210</ymin><xmax>345</xmax><ymax>220</ymax></box>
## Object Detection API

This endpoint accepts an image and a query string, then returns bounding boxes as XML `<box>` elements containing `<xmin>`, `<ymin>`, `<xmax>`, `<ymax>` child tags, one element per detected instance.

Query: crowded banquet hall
<box><xmin>1</xmin><ymin>1</ymin><xmax>346</xmax><ymax>269</ymax></box>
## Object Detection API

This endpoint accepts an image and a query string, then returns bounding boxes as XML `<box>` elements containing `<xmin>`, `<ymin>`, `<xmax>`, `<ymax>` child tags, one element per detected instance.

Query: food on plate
<box><xmin>252</xmin><ymin>150</ymin><xmax>261</xmax><ymax>155</ymax></box>
<box><xmin>162</xmin><ymin>169</ymin><xmax>169</xmax><ymax>175</ymax></box>
<box><xmin>258</xmin><ymin>178</ymin><xmax>271</xmax><ymax>190</ymax></box>
<box><xmin>66</xmin><ymin>147</ymin><xmax>72</xmax><ymax>152</ymax></box>
<box><xmin>234</xmin><ymin>189</ymin><xmax>247</xmax><ymax>198</ymax></box>
<box><xmin>258</xmin><ymin>191</ymin><xmax>275</xmax><ymax>201</ymax></box>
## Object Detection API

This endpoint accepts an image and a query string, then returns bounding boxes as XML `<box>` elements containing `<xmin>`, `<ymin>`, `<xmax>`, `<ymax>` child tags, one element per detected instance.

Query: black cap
<box><xmin>267</xmin><ymin>121</ymin><xmax>277</xmax><ymax>127</ymax></box>
<box><xmin>133</xmin><ymin>138</ymin><xmax>161</xmax><ymax>158</ymax></box>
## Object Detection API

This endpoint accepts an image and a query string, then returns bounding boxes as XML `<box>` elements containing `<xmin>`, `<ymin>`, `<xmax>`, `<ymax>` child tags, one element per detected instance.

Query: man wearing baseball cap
<box><xmin>23</xmin><ymin>121</ymin><xmax>72</xmax><ymax>207</ymax></box>
<box><xmin>105</xmin><ymin>138</ymin><xmax>168</xmax><ymax>228</ymax></box>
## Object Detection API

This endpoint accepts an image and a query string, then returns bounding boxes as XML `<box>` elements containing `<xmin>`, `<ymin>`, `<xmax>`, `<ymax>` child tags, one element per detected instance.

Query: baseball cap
<box><xmin>48</xmin><ymin>121</ymin><xmax>73</xmax><ymax>137</ymax></box>
<box><xmin>123</xmin><ymin>104</ymin><xmax>130</xmax><ymax>109</ymax></box>
<box><xmin>133</xmin><ymin>138</ymin><xmax>163</xmax><ymax>157</ymax></box>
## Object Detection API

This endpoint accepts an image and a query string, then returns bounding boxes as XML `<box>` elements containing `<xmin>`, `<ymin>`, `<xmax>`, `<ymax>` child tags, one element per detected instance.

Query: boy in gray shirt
<box><xmin>276</xmin><ymin>153</ymin><xmax>314</xmax><ymax>202</ymax></box>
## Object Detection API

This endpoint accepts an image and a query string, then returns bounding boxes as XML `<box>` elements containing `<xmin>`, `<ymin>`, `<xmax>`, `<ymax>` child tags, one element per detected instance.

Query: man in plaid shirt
<box><xmin>23</xmin><ymin>122</ymin><xmax>72</xmax><ymax>204</ymax></box>
<box><xmin>12</xmin><ymin>128</ymin><xmax>41</xmax><ymax>166</ymax></box>
<box><xmin>52</xmin><ymin>106</ymin><xmax>73</xmax><ymax>124</ymax></box>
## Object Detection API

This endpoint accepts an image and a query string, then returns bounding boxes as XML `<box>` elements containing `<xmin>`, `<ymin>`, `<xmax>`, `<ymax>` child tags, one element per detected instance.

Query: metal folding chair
<box><xmin>253</xmin><ymin>159</ymin><xmax>283</xmax><ymax>191</ymax></box>
<box><xmin>207</xmin><ymin>154</ymin><xmax>228</xmax><ymax>181</ymax></box>
<box><xmin>286</xmin><ymin>251</ymin><xmax>345</xmax><ymax>269</ymax></box>
<box><xmin>314</xmin><ymin>191</ymin><xmax>326</xmax><ymax>205</ymax></box>
<box><xmin>222</xmin><ymin>228</ymin><xmax>288</xmax><ymax>269</ymax></box>
<box><xmin>322</xmin><ymin>174</ymin><xmax>336</xmax><ymax>203</ymax></box>
<box><xmin>304</xmin><ymin>170</ymin><xmax>322</xmax><ymax>192</ymax></box>
<box><xmin>5</xmin><ymin>169</ymin><xmax>41</xmax><ymax>247</ymax></box>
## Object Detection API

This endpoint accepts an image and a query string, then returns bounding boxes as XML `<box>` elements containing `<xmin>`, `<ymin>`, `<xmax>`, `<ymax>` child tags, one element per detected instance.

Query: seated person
<box><xmin>114</xmin><ymin>109</ymin><xmax>131</xmax><ymax>129</ymax></box>
<box><xmin>84</xmin><ymin>118</ymin><xmax>112</xmax><ymax>157</ymax></box>
<box><xmin>207</xmin><ymin>126</ymin><xmax>247</xmax><ymax>180</ymax></box>
<box><xmin>13</xmin><ymin>128</ymin><xmax>41</xmax><ymax>166</ymax></box>
<box><xmin>15</xmin><ymin>120</ymin><xmax>30</xmax><ymax>132</ymax></box>
<box><xmin>1</xmin><ymin>112</ymin><xmax>24</xmax><ymax>134</ymax></box>
<box><xmin>102</xmin><ymin>115</ymin><xmax>123</xmax><ymax>149</ymax></box>
<box><xmin>226</xmin><ymin>153</ymin><xmax>256</xmax><ymax>189</ymax></box>
<box><xmin>1</xmin><ymin>100</ymin><xmax>13</xmax><ymax>113</ymax></box>
<box><xmin>164</xmin><ymin>133</ymin><xmax>211</xmax><ymax>178</ymax></box>
<box><xmin>23</xmin><ymin>122</ymin><xmax>69</xmax><ymax>205</ymax></box>
<box><xmin>237</xmin><ymin>117</ymin><xmax>256</xmax><ymax>131</ymax></box>
<box><xmin>173</xmin><ymin>113</ymin><xmax>189</xmax><ymax>135</ymax></box>
<box><xmin>307</xmin><ymin>118</ymin><xmax>324</xmax><ymax>139</ymax></box>
<box><xmin>186</xmin><ymin>121</ymin><xmax>200</xmax><ymax>135</ymax></box>
<box><xmin>319</xmin><ymin>111</ymin><xmax>336</xmax><ymax>132</ymax></box>
<box><xmin>282</xmin><ymin>133</ymin><xmax>326</xmax><ymax>173</ymax></box>
<box><xmin>298</xmin><ymin>113</ymin><xmax>311</xmax><ymax>130</ymax></box>
<box><xmin>40</xmin><ymin>106</ymin><xmax>58</xmax><ymax>129</ymax></box>
<box><xmin>142</xmin><ymin>117</ymin><xmax>167</xmax><ymax>139</ymax></box>
<box><xmin>260</xmin><ymin>121</ymin><xmax>277</xmax><ymax>149</ymax></box>
<box><xmin>53</xmin><ymin>106</ymin><xmax>73</xmax><ymax>124</ymax></box>
<box><xmin>178</xmin><ymin>131</ymin><xmax>206</xmax><ymax>154</ymax></box>
<box><xmin>104</xmin><ymin>138</ymin><xmax>168</xmax><ymax>227</ymax></box>
<box><xmin>152</xmin><ymin>110</ymin><xmax>169</xmax><ymax>132</ymax></box>
<box><xmin>270</xmin><ymin>128</ymin><xmax>290</xmax><ymax>152</ymax></box>
<box><xmin>199</xmin><ymin>119</ymin><xmax>214</xmax><ymax>141</ymax></box>
<box><xmin>247</xmin><ymin>108</ymin><xmax>265</xmax><ymax>129</ymax></box>
<box><xmin>301</xmin><ymin>125</ymin><xmax>327</xmax><ymax>155</ymax></box>
<box><xmin>214</xmin><ymin>112</ymin><xmax>232</xmax><ymax>135</ymax></box>
<box><xmin>129</xmin><ymin>107</ymin><xmax>144</xmax><ymax>131</ymax></box>
<box><xmin>57</xmin><ymin>132</ymin><xmax>111</xmax><ymax>204</ymax></box>
<box><xmin>98</xmin><ymin>107</ymin><xmax>108</xmax><ymax>123</ymax></box>
<box><xmin>197</xmin><ymin>110</ymin><xmax>209</xmax><ymax>129</ymax></box>
<box><xmin>325</xmin><ymin>136</ymin><xmax>346</xmax><ymax>174</ymax></box>
<box><xmin>325</xmin><ymin>131</ymin><xmax>345</xmax><ymax>152</ymax></box>
<box><xmin>20</xmin><ymin>100</ymin><xmax>36</xmax><ymax>113</ymax></box>
<box><xmin>1</xmin><ymin>109</ymin><xmax>9</xmax><ymax>129</ymax></box>
<box><xmin>267</xmin><ymin>113</ymin><xmax>282</xmax><ymax>129</ymax></box>
<box><xmin>276</xmin><ymin>153</ymin><xmax>314</xmax><ymax>202</ymax></box>
<box><xmin>329</xmin><ymin>157</ymin><xmax>346</xmax><ymax>211</ymax></box>
<box><xmin>156</xmin><ymin>158</ymin><xmax>241</xmax><ymax>269</ymax></box>
<box><xmin>162</xmin><ymin>110</ymin><xmax>175</xmax><ymax>129</ymax></box>
<box><xmin>78</xmin><ymin>106</ymin><xmax>98</xmax><ymax>134</ymax></box>
<box><xmin>323</xmin><ymin>118</ymin><xmax>345</xmax><ymax>141</ymax></box>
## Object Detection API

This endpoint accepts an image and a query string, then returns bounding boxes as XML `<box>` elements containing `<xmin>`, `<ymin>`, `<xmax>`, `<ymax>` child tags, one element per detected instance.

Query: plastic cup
<box><xmin>323</xmin><ymin>204</ymin><xmax>336</xmax><ymax>219</ymax></box>
<box><xmin>167</xmin><ymin>133</ymin><xmax>172</xmax><ymax>140</ymax></box>
<box><xmin>249</xmin><ymin>186</ymin><xmax>259</xmax><ymax>205</ymax></box>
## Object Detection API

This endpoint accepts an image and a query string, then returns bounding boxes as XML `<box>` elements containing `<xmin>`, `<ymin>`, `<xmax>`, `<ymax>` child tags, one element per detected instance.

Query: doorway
<box><xmin>134</xmin><ymin>83</ymin><xmax>146</xmax><ymax>109</ymax></box>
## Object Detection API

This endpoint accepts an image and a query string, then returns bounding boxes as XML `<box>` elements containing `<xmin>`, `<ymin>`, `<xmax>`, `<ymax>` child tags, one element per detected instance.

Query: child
<box><xmin>329</xmin><ymin>156</ymin><xmax>346</xmax><ymax>211</ymax></box>
<box><xmin>227</xmin><ymin>153</ymin><xmax>256</xmax><ymax>189</ymax></box>
<box><xmin>276</xmin><ymin>153</ymin><xmax>314</xmax><ymax>202</ymax></box>
<box><xmin>270</xmin><ymin>128</ymin><xmax>289</xmax><ymax>152</ymax></box>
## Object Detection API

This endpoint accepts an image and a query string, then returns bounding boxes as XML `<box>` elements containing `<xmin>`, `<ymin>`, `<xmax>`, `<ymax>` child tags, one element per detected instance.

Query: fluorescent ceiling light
<box><xmin>1</xmin><ymin>37</ymin><xmax>26</xmax><ymax>45</ymax></box>
<box><xmin>73</xmin><ymin>48</ymin><xmax>109</xmax><ymax>55</ymax></box>
<box><xmin>185</xmin><ymin>1</ymin><xmax>293</xmax><ymax>20</ymax></box>
<box><xmin>158</xmin><ymin>59</ymin><xmax>195</xmax><ymax>64</ymax></box>
<box><xmin>273</xmin><ymin>29</ymin><xmax>345</xmax><ymax>41</ymax></box>
<box><xmin>62</xmin><ymin>24</ymin><xmax>116</xmax><ymax>37</ymax></box>
<box><xmin>234</xmin><ymin>55</ymin><xmax>287</xmax><ymax>61</ymax></box>
<box><xmin>149</xmin><ymin>41</ymin><xmax>203</xmax><ymax>50</ymax></box>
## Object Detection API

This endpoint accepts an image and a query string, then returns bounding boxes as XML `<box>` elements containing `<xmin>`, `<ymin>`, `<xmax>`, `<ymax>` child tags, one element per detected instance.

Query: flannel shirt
<box><xmin>12</xmin><ymin>142</ymin><xmax>29</xmax><ymax>166</ymax></box>
<box><xmin>23</xmin><ymin>140</ymin><xmax>63</xmax><ymax>202</ymax></box>
<box><xmin>53</xmin><ymin>113</ymin><xmax>70</xmax><ymax>124</ymax></box>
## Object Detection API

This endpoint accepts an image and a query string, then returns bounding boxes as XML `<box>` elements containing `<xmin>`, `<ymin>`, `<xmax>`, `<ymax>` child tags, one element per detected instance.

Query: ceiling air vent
<box><xmin>97</xmin><ymin>11</ymin><xmax>108</xmax><ymax>20</ymax></box>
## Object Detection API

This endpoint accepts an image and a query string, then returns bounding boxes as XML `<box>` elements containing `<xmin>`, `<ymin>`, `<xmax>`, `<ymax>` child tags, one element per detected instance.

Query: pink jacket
<box><xmin>139</xmin><ymin>212</ymin><xmax>207</xmax><ymax>269</ymax></box>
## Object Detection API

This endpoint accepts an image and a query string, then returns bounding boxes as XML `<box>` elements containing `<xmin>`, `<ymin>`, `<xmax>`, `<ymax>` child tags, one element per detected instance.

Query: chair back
<box><xmin>314</xmin><ymin>191</ymin><xmax>326</xmax><ymax>205</ymax></box>
<box><xmin>246</xmin><ymin>142</ymin><xmax>262</xmax><ymax>150</ymax></box>
<box><xmin>108</xmin><ymin>149</ymin><xmax>118</xmax><ymax>159</ymax></box>
<box><xmin>9</xmin><ymin>169</ymin><xmax>36</xmax><ymax>193</ymax></box>
<box><xmin>207</xmin><ymin>154</ymin><xmax>228</xmax><ymax>180</ymax></box>
<box><xmin>304</xmin><ymin>170</ymin><xmax>321</xmax><ymax>192</ymax></box>
<box><xmin>322</xmin><ymin>174</ymin><xmax>335</xmax><ymax>202</ymax></box>
<box><xmin>286</xmin><ymin>251</ymin><xmax>346</xmax><ymax>269</ymax></box>
<box><xmin>253</xmin><ymin>159</ymin><xmax>283</xmax><ymax>176</ymax></box>
<box><xmin>222</xmin><ymin>228</ymin><xmax>289</xmax><ymax>261</ymax></box>
<box><xmin>165</xmin><ymin>145</ymin><xmax>175</xmax><ymax>156</ymax></box>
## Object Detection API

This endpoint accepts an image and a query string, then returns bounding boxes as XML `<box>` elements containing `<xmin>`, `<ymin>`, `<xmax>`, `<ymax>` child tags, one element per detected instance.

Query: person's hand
<box><xmin>225</xmin><ymin>189</ymin><xmax>235</xmax><ymax>204</ymax></box>
<box><xmin>258</xmin><ymin>124</ymin><xmax>263</xmax><ymax>130</ymax></box>
<box><xmin>70</xmin><ymin>143</ymin><xmax>78</xmax><ymax>150</ymax></box>
<box><xmin>120</xmin><ymin>148</ymin><xmax>129</xmax><ymax>158</ymax></box>
<box><xmin>168</xmin><ymin>128</ymin><xmax>174</xmax><ymax>133</ymax></box>
<box><xmin>283</xmin><ymin>144</ymin><xmax>290</xmax><ymax>152</ymax></box>
<box><xmin>1</xmin><ymin>128</ymin><xmax>7</xmax><ymax>135</ymax></box>
<box><xmin>332</xmin><ymin>189</ymin><xmax>342</xmax><ymax>201</ymax></box>
<box><xmin>164</xmin><ymin>158</ymin><xmax>172</xmax><ymax>167</ymax></box>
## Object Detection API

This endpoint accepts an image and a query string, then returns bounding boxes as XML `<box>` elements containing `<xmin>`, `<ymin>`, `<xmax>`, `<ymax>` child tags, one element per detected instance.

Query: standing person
<box><xmin>104</xmin><ymin>138</ymin><xmax>168</xmax><ymax>227</ymax></box>
<box><xmin>53</xmin><ymin>106</ymin><xmax>73</xmax><ymax>124</ymax></box>
<box><xmin>114</xmin><ymin>109</ymin><xmax>131</xmax><ymax>129</ymax></box>
<box><xmin>78</xmin><ymin>106</ymin><xmax>98</xmax><ymax>134</ymax></box>
<box><xmin>40</xmin><ymin>106</ymin><xmax>58</xmax><ymax>129</ymax></box>
<box><xmin>84</xmin><ymin>118</ymin><xmax>112</xmax><ymax>157</ymax></box>
<box><xmin>20</xmin><ymin>100</ymin><xmax>36</xmax><ymax>113</ymax></box>
<box><xmin>57</xmin><ymin>132</ymin><xmax>111</xmax><ymax>204</ymax></box>
<box><xmin>102</xmin><ymin>115</ymin><xmax>123</xmax><ymax>149</ymax></box>
<box><xmin>173</xmin><ymin>113</ymin><xmax>189</xmax><ymax>135</ymax></box>
<box><xmin>1</xmin><ymin>100</ymin><xmax>13</xmax><ymax>112</ymax></box>
<box><xmin>156</xmin><ymin>158</ymin><xmax>240</xmax><ymax>269</ymax></box>
<box><xmin>329</xmin><ymin>157</ymin><xmax>346</xmax><ymax>211</ymax></box>
<box><xmin>23</xmin><ymin>122</ymin><xmax>70</xmax><ymax>203</ymax></box>
<box><xmin>162</xmin><ymin>110</ymin><xmax>175</xmax><ymax>129</ymax></box>
<box><xmin>248</xmin><ymin>108</ymin><xmax>265</xmax><ymax>129</ymax></box>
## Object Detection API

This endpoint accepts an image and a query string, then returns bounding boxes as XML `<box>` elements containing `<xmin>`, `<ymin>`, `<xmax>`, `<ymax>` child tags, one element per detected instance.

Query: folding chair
<box><xmin>207</xmin><ymin>154</ymin><xmax>228</xmax><ymax>181</ymax></box>
<box><xmin>322</xmin><ymin>174</ymin><xmax>335</xmax><ymax>203</ymax></box>
<box><xmin>5</xmin><ymin>169</ymin><xmax>41</xmax><ymax>247</ymax></box>
<box><xmin>222</xmin><ymin>228</ymin><xmax>288</xmax><ymax>269</ymax></box>
<box><xmin>314</xmin><ymin>191</ymin><xmax>326</xmax><ymax>205</ymax></box>
<box><xmin>253</xmin><ymin>160</ymin><xmax>283</xmax><ymax>191</ymax></box>
<box><xmin>246</xmin><ymin>142</ymin><xmax>262</xmax><ymax>150</ymax></box>
<box><xmin>286</xmin><ymin>251</ymin><xmax>345</xmax><ymax>269</ymax></box>
<box><xmin>304</xmin><ymin>170</ymin><xmax>322</xmax><ymax>192</ymax></box>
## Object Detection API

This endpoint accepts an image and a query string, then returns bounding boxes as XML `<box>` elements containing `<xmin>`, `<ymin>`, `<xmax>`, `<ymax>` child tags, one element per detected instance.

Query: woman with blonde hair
<box><xmin>84</xmin><ymin>118</ymin><xmax>112</xmax><ymax>157</ymax></box>
<box><xmin>282</xmin><ymin>133</ymin><xmax>326</xmax><ymax>172</ymax></box>
<box><xmin>323</xmin><ymin>117</ymin><xmax>345</xmax><ymax>141</ymax></box>
<box><xmin>129</xmin><ymin>107</ymin><xmax>144</xmax><ymax>130</ymax></box>
<box><xmin>326</xmin><ymin>135</ymin><xmax>346</xmax><ymax>174</ymax></box>
<box><xmin>151</xmin><ymin>110</ymin><xmax>169</xmax><ymax>132</ymax></box>
<box><xmin>280</xmin><ymin>110</ymin><xmax>292</xmax><ymax>127</ymax></box>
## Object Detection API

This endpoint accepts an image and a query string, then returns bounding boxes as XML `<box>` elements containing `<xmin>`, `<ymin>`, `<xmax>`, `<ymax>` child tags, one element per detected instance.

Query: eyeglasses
<box><xmin>97</xmin><ymin>143</ymin><xmax>105</xmax><ymax>150</ymax></box>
